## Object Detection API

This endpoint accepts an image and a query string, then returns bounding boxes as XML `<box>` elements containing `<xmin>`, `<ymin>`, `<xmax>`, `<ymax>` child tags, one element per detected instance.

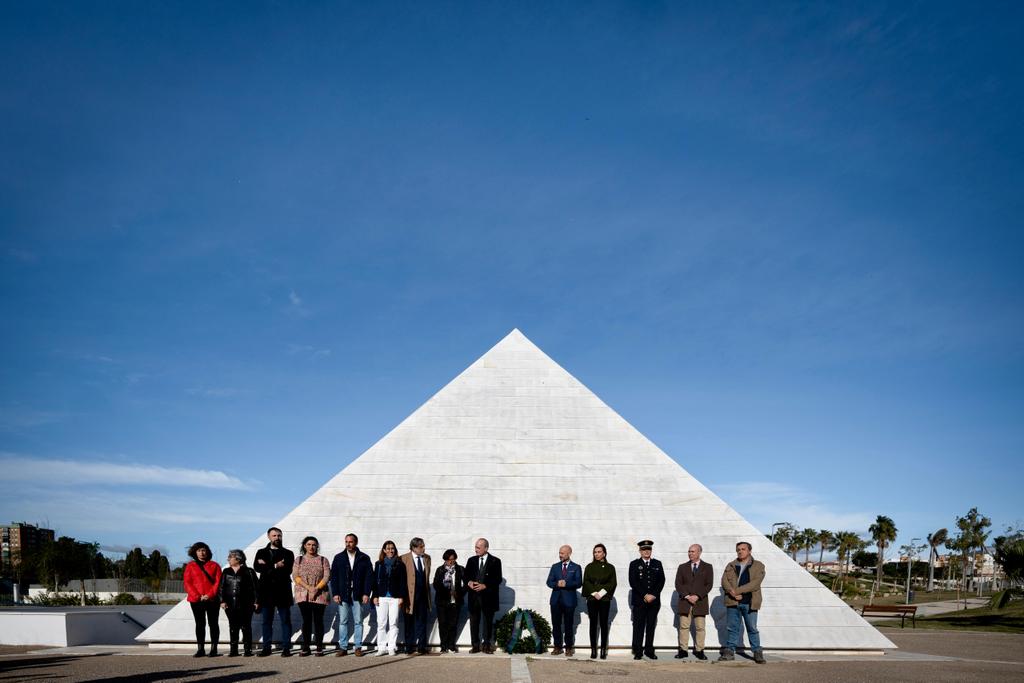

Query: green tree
<box><xmin>869</xmin><ymin>515</ymin><xmax>898</xmax><ymax>592</ymax></box>
<box><xmin>926</xmin><ymin>528</ymin><xmax>948</xmax><ymax>592</ymax></box>
<box><xmin>832</xmin><ymin>531</ymin><xmax>862</xmax><ymax>593</ymax></box>
<box><xmin>816</xmin><ymin>530</ymin><xmax>836</xmax><ymax>576</ymax></box>
<box><xmin>949</xmin><ymin>508</ymin><xmax>992</xmax><ymax>608</ymax></box>
<box><xmin>799</xmin><ymin>528</ymin><xmax>818</xmax><ymax>567</ymax></box>
<box><xmin>993</xmin><ymin>527</ymin><xmax>1024</xmax><ymax>587</ymax></box>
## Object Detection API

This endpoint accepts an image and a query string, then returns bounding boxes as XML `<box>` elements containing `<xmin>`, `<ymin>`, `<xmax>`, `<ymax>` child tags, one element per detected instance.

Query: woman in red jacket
<box><xmin>184</xmin><ymin>541</ymin><xmax>223</xmax><ymax>657</ymax></box>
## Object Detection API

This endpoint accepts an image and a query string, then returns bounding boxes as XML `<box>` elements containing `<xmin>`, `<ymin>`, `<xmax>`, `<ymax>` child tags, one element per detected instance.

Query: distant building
<box><xmin>1</xmin><ymin>522</ymin><xmax>55</xmax><ymax>575</ymax></box>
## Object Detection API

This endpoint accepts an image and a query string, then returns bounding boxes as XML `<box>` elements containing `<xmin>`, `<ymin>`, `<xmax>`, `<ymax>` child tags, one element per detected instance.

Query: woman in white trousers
<box><xmin>371</xmin><ymin>540</ymin><xmax>407</xmax><ymax>655</ymax></box>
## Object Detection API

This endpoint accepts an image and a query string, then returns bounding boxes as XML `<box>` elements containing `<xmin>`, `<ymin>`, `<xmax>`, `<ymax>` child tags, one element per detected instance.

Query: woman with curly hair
<box><xmin>184</xmin><ymin>541</ymin><xmax>223</xmax><ymax>657</ymax></box>
<box><xmin>292</xmin><ymin>535</ymin><xmax>331</xmax><ymax>656</ymax></box>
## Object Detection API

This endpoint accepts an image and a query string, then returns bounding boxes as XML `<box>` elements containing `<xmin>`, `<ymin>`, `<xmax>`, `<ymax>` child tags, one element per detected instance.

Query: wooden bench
<box><xmin>860</xmin><ymin>604</ymin><xmax>918</xmax><ymax>628</ymax></box>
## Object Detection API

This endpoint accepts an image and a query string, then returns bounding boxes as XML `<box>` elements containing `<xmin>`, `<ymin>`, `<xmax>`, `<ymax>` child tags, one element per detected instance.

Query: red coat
<box><xmin>184</xmin><ymin>560</ymin><xmax>223</xmax><ymax>602</ymax></box>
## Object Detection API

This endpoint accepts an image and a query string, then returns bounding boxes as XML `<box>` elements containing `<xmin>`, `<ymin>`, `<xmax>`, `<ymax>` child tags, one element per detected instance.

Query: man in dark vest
<box><xmin>674</xmin><ymin>543</ymin><xmax>713</xmax><ymax>660</ymax></box>
<box><xmin>400</xmin><ymin>537</ymin><xmax>432</xmax><ymax>654</ymax></box>
<box><xmin>254</xmin><ymin>527</ymin><xmax>295</xmax><ymax>657</ymax></box>
<box><xmin>627</xmin><ymin>539</ymin><xmax>665</xmax><ymax>660</ymax></box>
<box><xmin>719</xmin><ymin>540</ymin><xmax>766</xmax><ymax>664</ymax></box>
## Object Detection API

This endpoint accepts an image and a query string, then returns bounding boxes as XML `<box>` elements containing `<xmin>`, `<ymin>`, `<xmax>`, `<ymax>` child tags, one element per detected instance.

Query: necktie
<box><xmin>562</xmin><ymin>563</ymin><xmax>567</xmax><ymax>578</ymax></box>
<box><xmin>480</xmin><ymin>557</ymin><xmax>485</xmax><ymax>575</ymax></box>
<box><xmin>693</xmin><ymin>563</ymin><xmax>698</xmax><ymax>574</ymax></box>
<box><xmin>416</xmin><ymin>556</ymin><xmax>423</xmax><ymax>573</ymax></box>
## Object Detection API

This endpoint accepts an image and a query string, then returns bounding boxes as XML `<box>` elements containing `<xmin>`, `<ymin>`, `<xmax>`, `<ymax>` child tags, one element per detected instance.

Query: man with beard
<box><xmin>254</xmin><ymin>527</ymin><xmax>295</xmax><ymax>657</ymax></box>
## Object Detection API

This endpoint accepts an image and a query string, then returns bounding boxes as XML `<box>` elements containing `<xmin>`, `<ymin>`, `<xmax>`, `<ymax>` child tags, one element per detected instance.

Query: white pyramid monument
<box><xmin>139</xmin><ymin>329</ymin><xmax>893</xmax><ymax>651</ymax></box>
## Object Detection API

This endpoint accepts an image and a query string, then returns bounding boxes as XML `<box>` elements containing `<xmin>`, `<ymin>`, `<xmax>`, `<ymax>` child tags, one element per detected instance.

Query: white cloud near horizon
<box><xmin>713</xmin><ymin>480</ymin><xmax>873</xmax><ymax>535</ymax></box>
<box><xmin>0</xmin><ymin>454</ymin><xmax>255</xmax><ymax>491</ymax></box>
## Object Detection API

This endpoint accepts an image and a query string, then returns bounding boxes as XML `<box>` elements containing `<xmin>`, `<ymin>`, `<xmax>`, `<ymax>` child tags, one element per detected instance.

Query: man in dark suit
<box><xmin>674</xmin><ymin>543</ymin><xmax>713</xmax><ymax>660</ymax></box>
<box><xmin>628</xmin><ymin>539</ymin><xmax>665</xmax><ymax>660</ymax></box>
<box><xmin>253</xmin><ymin>527</ymin><xmax>295</xmax><ymax>657</ymax></box>
<box><xmin>546</xmin><ymin>544</ymin><xmax>583</xmax><ymax>656</ymax></box>
<box><xmin>464</xmin><ymin>537</ymin><xmax>502</xmax><ymax>653</ymax></box>
<box><xmin>400</xmin><ymin>537</ymin><xmax>432</xmax><ymax>654</ymax></box>
<box><xmin>329</xmin><ymin>533</ymin><xmax>373</xmax><ymax>656</ymax></box>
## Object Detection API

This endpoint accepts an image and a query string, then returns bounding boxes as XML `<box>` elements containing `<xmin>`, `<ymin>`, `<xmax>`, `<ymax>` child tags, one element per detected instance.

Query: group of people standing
<box><xmin>184</xmin><ymin>528</ymin><xmax>503</xmax><ymax>658</ymax></box>
<box><xmin>183</xmin><ymin>529</ymin><xmax>765</xmax><ymax>663</ymax></box>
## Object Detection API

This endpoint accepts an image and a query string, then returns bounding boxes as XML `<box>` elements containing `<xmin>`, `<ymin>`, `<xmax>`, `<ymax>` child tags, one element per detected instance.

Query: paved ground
<box><xmin>2</xmin><ymin>631</ymin><xmax>1023</xmax><ymax>682</ymax></box>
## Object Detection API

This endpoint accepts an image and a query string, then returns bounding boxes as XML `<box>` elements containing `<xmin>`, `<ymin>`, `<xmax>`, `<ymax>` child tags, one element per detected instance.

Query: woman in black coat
<box><xmin>432</xmin><ymin>548</ymin><xmax>465</xmax><ymax>653</ymax></box>
<box><xmin>218</xmin><ymin>549</ymin><xmax>259</xmax><ymax>657</ymax></box>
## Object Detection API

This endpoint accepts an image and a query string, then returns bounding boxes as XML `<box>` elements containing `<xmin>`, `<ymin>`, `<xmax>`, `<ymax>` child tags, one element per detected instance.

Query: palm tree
<box><xmin>817</xmin><ymin>529</ymin><xmax>835</xmax><ymax>576</ymax></box>
<box><xmin>801</xmin><ymin>528</ymin><xmax>818</xmax><ymax>568</ymax></box>
<box><xmin>831</xmin><ymin>531</ymin><xmax>862</xmax><ymax>595</ymax></box>
<box><xmin>926</xmin><ymin>528</ymin><xmax>948</xmax><ymax>592</ymax></box>
<box><xmin>869</xmin><ymin>515</ymin><xmax>898</xmax><ymax>592</ymax></box>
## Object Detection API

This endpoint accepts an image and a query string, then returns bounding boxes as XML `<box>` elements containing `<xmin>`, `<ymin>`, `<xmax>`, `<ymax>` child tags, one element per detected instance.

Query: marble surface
<box><xmin>138</xmin><ymin>329</ymin><xmax>894</xmax><ymax>650</ymax></box>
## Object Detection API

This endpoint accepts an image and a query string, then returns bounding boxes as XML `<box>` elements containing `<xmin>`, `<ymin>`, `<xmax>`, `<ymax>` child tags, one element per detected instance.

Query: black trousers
<box><xmin>587</xmin><ymin>599</ymin><xmax>610</xmax><ymax>650</ymax></box>
<box><xmin>225</xmin><ymin>606</ymin><xmax>254</xmax><ymax>653</ymax></box>
<box><xmin>631</xmin><ymin>601</ymin><xmax>659</xmax><ymax>654</ymax></box>
<box><xmin>551</xmin><ymin>602</ymin><xmax>575</xmax><ymax>648</ymax></box>
<box><xmin>437</xmin><ymin>601</ymin><xmax>460</xmax><ymax>649</ymax></box>
<box><xmin>469</xmin><ymin>602</ymin><xmax>495</xmax><ymax>647</ymax></box>
<box><xmin>298</xmin><ymin>602</ymin><xmax>325</xmax><ymax>652</ymax></box>
<box><xmin>190</xmin><ymin>600</ymin><xmax>220</xmax><ymax>650</ymax></box>
<box><xmin>403</xmin><ymin>594</ymin><xmax>429</xmax><ymax>650</ymax></box>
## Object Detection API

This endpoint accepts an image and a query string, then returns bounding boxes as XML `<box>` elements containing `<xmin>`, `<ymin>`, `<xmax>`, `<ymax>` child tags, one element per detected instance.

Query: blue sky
<box><xmin>1</xmin><ymin>2</ymin><xmax>1021</xmax><ymax>565</ymax></box>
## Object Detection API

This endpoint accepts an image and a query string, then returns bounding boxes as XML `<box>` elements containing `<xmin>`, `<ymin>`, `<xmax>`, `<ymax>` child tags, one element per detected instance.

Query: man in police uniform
<box><xmin>628</xmin><ymin>539</ymin><xmax>665</xmax><ymax>660</ymax></box>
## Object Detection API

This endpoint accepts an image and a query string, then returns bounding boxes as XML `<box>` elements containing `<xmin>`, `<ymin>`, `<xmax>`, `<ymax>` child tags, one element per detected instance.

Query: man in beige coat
<box><xmin>400</xmin><ymin>538</ymin><xmax>432</xmax><ymax>654</ymax></box>
<box><xmin>719</xmin><ymin>541</ymin><xmax>765</xmax><ymax>664</ymax></box>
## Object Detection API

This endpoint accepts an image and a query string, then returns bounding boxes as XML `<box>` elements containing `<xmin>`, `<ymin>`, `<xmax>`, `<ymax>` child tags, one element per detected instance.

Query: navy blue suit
<box><xmin>546</xmin><ymin>560</ymin><xmax>582</xmax><ymax>649</ymax></box>
<box><xmin>329</xmin><ymin>550</ymin><xmax>373</xmax><ymax>603</ymax></box>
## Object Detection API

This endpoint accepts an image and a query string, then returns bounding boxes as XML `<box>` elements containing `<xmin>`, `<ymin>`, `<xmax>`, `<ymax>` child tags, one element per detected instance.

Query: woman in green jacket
<box><xmin>582</xmin><ymin>543</ymin><xmax>617</xmax><ymax>659</ymax></box>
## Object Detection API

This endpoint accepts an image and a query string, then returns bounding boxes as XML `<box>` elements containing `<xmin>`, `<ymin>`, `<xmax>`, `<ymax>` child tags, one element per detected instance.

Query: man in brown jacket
<box><xmin>400</xmin><ymin>537</ymin><xmax>432</xmax><ymax>654</ymax></box>
<box><xmin>719</xmin><ymin>541</ymin><xmax>765</xmax><ymax>664</ymax></box>
<box><xmin>674</xmin><ymin>544</ymin><xmax>713</xmax><ymax>660</ymax></box>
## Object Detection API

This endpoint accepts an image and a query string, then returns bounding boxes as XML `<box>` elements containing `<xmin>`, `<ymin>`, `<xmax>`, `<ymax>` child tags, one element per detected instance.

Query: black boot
<box><xmin>193</xmin><ymin>647</ymin><xmax>206</xmax><ymax>658</ymax></box>
<box><xmin>208</xmin><ymin>644</ymin><xmax>219</xmax><ymax>658</ymax></box>
<box><xmin>600</xmin><ymin>646</ymin><xmax>608</xmax><ymax>660</ymax></box>
<box><xmin>590</xmin><ymin>646</ymin><xmax>597</xmax><ymax>659</ymax></box>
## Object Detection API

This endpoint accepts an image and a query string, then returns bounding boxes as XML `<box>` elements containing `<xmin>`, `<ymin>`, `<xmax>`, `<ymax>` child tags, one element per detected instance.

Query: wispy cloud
<box><xmin>287</xmin><ymin>344</ymin><xmax>331</xmax><ymax>359</ymax></box>
<box><xmin>0</xmin><ymin>454</ymin><xmax>255</xmax><ymax>491</ymax></box>
<box><xmin>0</xmin><ymin>410</ymin><xmax>68</xmax><ymax>432</ymax></box>
<box><xmin>714</xmin><ymin>481</ymin><xmax>873</xmax><ymax>534</ymax></box>
<box><xmin>287</xmin><ymin>289</ymin><xmax>310</xmax><ymax>317</ymax></box>
<box><xmin>187</xmin><ymin>386</ymin><xmax>239</xmax><ymax>398</ymax></box>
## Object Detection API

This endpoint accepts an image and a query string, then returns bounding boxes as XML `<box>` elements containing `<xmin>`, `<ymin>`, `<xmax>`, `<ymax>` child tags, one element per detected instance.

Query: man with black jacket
<box><xmin>330</xmin><ymin>533</ymin><xmax>373</xmax><ymax>656</ymax></box>
<box><xmin>464</xmin><ymin>537</ymin><xmax>502</xmax><ymax>653</ymax></box>
<box><xmin>628</xmin><ymin>539</ymin><xmax>665</xmax><ymax>660</ymax></box>
<box><xmin>254</xmin><ymin>527</ymin><xmax>295</xmax><ymax>657</ymax></box>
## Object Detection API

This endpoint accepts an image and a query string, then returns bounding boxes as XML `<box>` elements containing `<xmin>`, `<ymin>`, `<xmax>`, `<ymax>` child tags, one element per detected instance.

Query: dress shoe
<box><xmin>228</xmin><ymin>649</ymin><xmax>239</xmax><ymax>658</ymax></box>
<box><xmin>336</xmin><ymin>648</ymin><xmax>348</xmax><ymax>657</ymax></box>
<box><xmin>208</xmin><ymin>647</ymin><xmax>219</xmax><ymax>657</ymax></box>
<box><xmin>193</xmin><ymin>649</ymin><xmax>205</xmax><ymax>658</ymax></box>
<box><xmin>256</xmin><ymin>649</ymin><xmax>272</xmax><ymax>657</ymax></box>
<box><xmin>753</xmin><ymin>649</ymin><xmax>766</xmax><ymax>664</ymax></box>
<box><xmin>451</xmin><ymin>646</ymin><xmax>459</xmax><ymax>653</ymax></box>
<box><xmin>600</xmin><ymin>647</ymin><xmax>607</xmax><ymax>660</ymax></box>
<box><xmin>418</xmin><ymin>647</ymin><xmax>428</xmax><ymax>655</ymax></box>
<box><xmin>484</xmin><ymin>644</ymin><xmax>494</xmax><ymax>654</ymax></box>
<box><xmin>298</xmin><ymin>650</ymin><xmax>310</xmax><ymax>657</ymax></box>
<box><xmin>315</xmin><ymin>649</ymin><xmax>325</xmax><ymax>657</ymax></box>
<box><xmin>566</xmin><ymin>647</ymin><xmax>574</xmax><ymax>657</ymax></box>
<box><xmin>675</xmin><ymin>648</ymin><xmax>688</xmax><ymax>659</ymax></box>
<box><xmin>633</xmin><ymin>653</ymin><xmax>643</xmax><ymax>660</ymax></box>
<box><xmin>694</xmin><ymin>650</ymin><xmax>707</xmax><ymax>661</ymax></box>
<box><xmin>354</xmin><ymin>648</ymin><xmax>364</xmax><ymax>657</ymax></box>
<box><xmin>281</xmin><ymin>650</ymin><xmax>292</xmax><ymax>657</ymax></box>
<box><xmin>645</xmin><ymin>650</ymin><xmax>658</xmax><ymax>660</ymax></box>
<box><xmin>590</xmin><ymin>647</ymin><xmax>597</xmax><ymax>659</ymax></box>
<box><xmin>551</xmin><ymin>647</ymin><xmax>563</xmax><ymax>656</ymax></box>
<box><xmin>243</xmin><ymin>650</ymin><xmax>254</xmax><ymax>657</ymax></box>
<box><xmin>469</xmin><ymin>646</ymin><xmax>480</xmax><ymax>654</ymax></box>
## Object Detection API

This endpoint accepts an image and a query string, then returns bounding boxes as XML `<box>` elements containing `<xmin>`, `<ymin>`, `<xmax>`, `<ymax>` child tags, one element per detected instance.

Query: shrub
<box><xmin>111</xmin><ymin>593</ymin><xmax>139</xmax><ymax>605</ymax></box>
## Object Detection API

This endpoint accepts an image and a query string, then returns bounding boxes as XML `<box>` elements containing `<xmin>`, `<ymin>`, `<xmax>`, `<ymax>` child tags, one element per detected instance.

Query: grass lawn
<box><xmin>875</xmin><ymin>600</ymin><xmax>1024</xmax><ymax>634</ymax></box>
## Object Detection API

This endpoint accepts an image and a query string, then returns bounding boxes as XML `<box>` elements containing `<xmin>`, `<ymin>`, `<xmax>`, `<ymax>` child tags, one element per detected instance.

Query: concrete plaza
<box><xmin>2</xmin><ymin>630</ymin><xmax>1022</xmax><ymax>682</ymax></box>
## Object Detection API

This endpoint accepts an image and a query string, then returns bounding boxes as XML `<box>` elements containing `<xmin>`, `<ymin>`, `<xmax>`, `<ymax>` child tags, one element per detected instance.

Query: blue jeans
<box><xmin>725</xmin><ymin>604</ymin><xmax>760</xmax><ymax>651</ymax></box>
<box><xmin>337</xmin><ymin>600</ymin><xmax>365</xmax><ymax>649</ymax></box>
<box><xmin>260</xmin><ymin>604</ymin><xmax>292</xmax><ymax>651</ymax></box>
